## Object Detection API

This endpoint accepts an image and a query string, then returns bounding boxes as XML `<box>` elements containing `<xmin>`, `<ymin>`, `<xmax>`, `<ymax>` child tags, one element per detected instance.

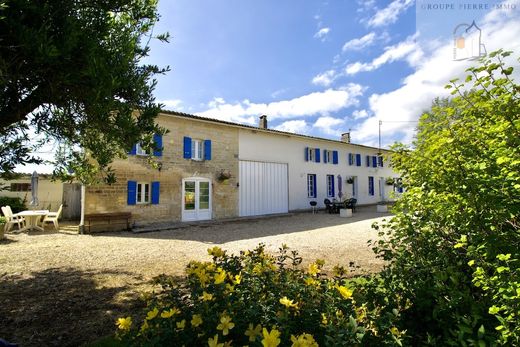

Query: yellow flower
<box><xmin>308</xmin><ymin>262</ymin><xmax>320</xmax><ymax>276</ymax></box>
<box><xmin>304</xmin><ymin>277</ymin><xmax>318</xmax><ymax>287</ymax></box>
<box><xmin>337</xmin><ymin>285</ymin><xmax>354</xmax><ymax>300</ymax></box>
<box><xmin>161</xmin><ymin>307</ymin><xmax>180</xmax><ymax>318</ymax></box>
<box><xmin>217</xmin><ymin>315</ymin><xmax>235</xmax><ymax>336</ymax></box>
<box><xmin>200</xmin><ymin>291</ymin><xmax>214</xmax><ymax>301</ymax></box>
<box><xmin>290</xmin><ymin>333</ymin><xmax>319</xmax><ymax>347</ymax></box>
<box><xmin>321</xmin><ymin>313</ymin><xmax>328</xmax><ymax>325</ymax></box>
<box><xmin>245</xmin><ymin>323</ymin><xmax>262</xmax><ymax>342</ymax></box>
<box><xmin>191</xmin><ymin>314</ymin><xmax>203</xmax><ymax>327</ymax></box>
<box><xmin>208</xmin><ymin>246</ymin><xmax>225</xmax><ymax>257</ymax></box>
<box><xmin>390</xmin><ymin>326</ymin><xmax>400</xmax><ymax>336</ymax></box>
<box><xmin>176</xmin><ymin>319</ymin><xmax>186</xmax><ymax>330</ymax></box>
<box><xmin>225</xmin><ymin>283</ymin><xmax>235</xmax><ymax>293</ymax></box>
<box><xmin>233</xmin><ymin>274</ymin><xmax>242</xmax><ymax>285</ymax></box>
<box><xmin>279</xmin><ymin>296</ymin><xmax>298</xmax><ymax>309</ymax></box>
<box><xmin>116</xmin><ymin>316</ymin><xmax>132</xmax><ymax>331</ymax></box>
<box><xmin>261</xmin><ymin>328</ymin><xmax>281</xmax><ymax>347</ymax></box>
<box><xmin>208</xmin><ymin>334</ymin><xmax>224</xmax><ymax>347</ymax></box>
<box><xmin>214</xmin><ymin>268</ymin><xmax>227</xmax><ymax>284</ymax></box>
<box><xmin>146</xmin><ymin>307</ymin><xmax>159</xmax><ymax>320</ymax></box>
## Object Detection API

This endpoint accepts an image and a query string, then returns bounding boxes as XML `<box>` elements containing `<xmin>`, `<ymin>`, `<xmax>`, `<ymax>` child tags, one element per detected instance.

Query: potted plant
<box><xmin>376</xmin><ymin>201</ymin><xmax>388</xmax><ymax>213</ymax></box>
<box><xmin>0</xmin><ymin>216</ymin><xmax>6</xmax><ymax>240</ymax></box>
<box><xmin>346</xmin><ymin>177</ymin><xmax>354</xmax><ymax>184</ymax></box>
<box><xmin>385</xmin><ymin>177</ymin><xmax>395</xmax><ymax>186</ymax></box>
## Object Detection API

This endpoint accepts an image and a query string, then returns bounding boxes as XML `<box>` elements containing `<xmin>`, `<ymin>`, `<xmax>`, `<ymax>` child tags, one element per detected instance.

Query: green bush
<box><xmin>115</xmin><ymin>245</ymin><xmax>403</xmax><ymax>346</ymax></box>
<box><xmin>373</xmin><ymin>50</ymin><xmax>519</xmax><ymax>345</ymax></box>
<box><xmin>0</xmin><ymin>196</ymin><xmax>26</xmax><ymax>213</ymax></box>
<box><xmin>0</xmin><ymin>216</ymin><xmax>6</xmax><ymax>225</ymax></box>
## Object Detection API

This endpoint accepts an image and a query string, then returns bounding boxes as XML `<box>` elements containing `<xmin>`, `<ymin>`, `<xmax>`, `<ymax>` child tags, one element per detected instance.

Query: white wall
<box><xmin>239</xmin><ymin>130</ymin><xmax>399</xmax><ymax>210</ymax></box>
<box><xmin>0</xmin><ymin>177</ymin><xmax>63</xmax><ymax>211</ymax></box>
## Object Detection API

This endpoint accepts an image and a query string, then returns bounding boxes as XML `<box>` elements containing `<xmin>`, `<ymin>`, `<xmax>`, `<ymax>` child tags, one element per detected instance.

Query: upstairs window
<box><xmin>378</xmin><ymin>156</ymin><xmax>384</xmax><ymax>167</ymax></box>
<box><xmin>184</xmin><ymin>137</ymin><xmax>212</xmax><ymax>161</ymax></box>
<box><xmin>348</xmin><ymin>153</ymin><xmax>355</xmax><ymax>166</ymax></box>
<box><xmin>129</xmin><ymin>134</ymin><xmax>163</xmax><ymax>157</ymax></box>
<box><xmin>323</xmin><ymin>150</ymin><xmax>338</xmax><ymax>164</ymax></box>
<box><xmin>304</xmin><ymin>147</ymin><xmax>321</xmax><ymax>163</ymax></box>
<box><xmin>135</xmin><ymin>143</ymin><xmax>148</xmax><ymax>156</ymax></box>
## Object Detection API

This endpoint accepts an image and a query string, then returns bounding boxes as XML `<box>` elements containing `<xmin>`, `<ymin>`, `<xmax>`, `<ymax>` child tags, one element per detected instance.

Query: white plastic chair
<box><xmin>1</xmin><ymin>206</ymin><xmax>25</xmax><ymax>232</ymax></box>
<box><xmin>41</xmin><ymin>204</ymin><xmax>63</xmax><ymax>230</ymax></box>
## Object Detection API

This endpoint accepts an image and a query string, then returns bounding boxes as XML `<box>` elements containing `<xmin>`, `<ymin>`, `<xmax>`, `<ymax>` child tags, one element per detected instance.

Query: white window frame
<box><xmin>191</xmin><ymin>139</ymin><xmax>204</xmax><ymax>161</ymax></box>
<box><xmin>307</xmin><ymin>174</ymin><xmax>316</xmax><ymax>198</ymax></box>
<box><xmin>135</xmin><ymin>143</ymin><xmax>149</xmax><ymax>156</ymax></box>
<box><xmin>136</xmin><ymin>182</ymin><xmax>150</xmax><ymax>204</ymax></box>
<box><xmin>307</xmin><ymin>148</ymin><xmax>315</xmax><ymax>162</ymax></box>
<box><xmin>326</xmin><ymin>175</ymin><xmax>334</xmax><ymax>197</ymax></box>
<box><xmin>324</xmin><ymin>150</ymin><xmax>332</xmax><ymax>163</ymax></box>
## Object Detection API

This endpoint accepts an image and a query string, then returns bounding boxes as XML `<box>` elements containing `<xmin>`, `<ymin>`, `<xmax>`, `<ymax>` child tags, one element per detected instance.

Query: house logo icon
<box><xmin>453</xmin><ymin>21</ymin><xmax>487</xmax><ymax>61</ymax></box>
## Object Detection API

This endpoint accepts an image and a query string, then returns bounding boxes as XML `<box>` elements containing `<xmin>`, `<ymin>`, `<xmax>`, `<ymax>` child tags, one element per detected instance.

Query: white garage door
<box><xmin>239</xmin><ymin>160</ymin><xmax>289</xmax><ymax>217</ymax></box>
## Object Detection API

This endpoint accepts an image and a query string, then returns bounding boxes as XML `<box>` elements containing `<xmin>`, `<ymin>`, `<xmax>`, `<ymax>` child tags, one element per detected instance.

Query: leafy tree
<box><xmin>373</xmin><ymin>50</ymin><xmax>519</xmax><ymax>345</ymax></box>
<box><xmin>0</xmin><ymin>0</ymin><xmax>168</xmax><ymax>183</ymax></box>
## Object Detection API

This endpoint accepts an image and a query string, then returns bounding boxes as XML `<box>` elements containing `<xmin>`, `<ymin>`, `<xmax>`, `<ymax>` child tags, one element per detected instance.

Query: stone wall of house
<box><xmin>84</xmin><ymin>113</ymin><xmax>239</xmax><ymax>225</ymax></box>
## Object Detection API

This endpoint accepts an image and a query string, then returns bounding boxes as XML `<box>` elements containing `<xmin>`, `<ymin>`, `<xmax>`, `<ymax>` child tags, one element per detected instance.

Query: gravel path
<box><xmin>0</xmin><ymin>209</ymin><xmax>391</xmax><ymax>346</ymax></box>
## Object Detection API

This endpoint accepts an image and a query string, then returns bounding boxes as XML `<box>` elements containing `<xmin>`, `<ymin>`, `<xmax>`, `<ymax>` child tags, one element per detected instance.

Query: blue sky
<box><xmin>17</xmin><ymin>0</ymin><xmax>520</xmax><ymax>173</ymax></box>
<box><xmin>145</xmin><ymin>0</ymin><xmax>519</xmax><ymax>148</ymax></box>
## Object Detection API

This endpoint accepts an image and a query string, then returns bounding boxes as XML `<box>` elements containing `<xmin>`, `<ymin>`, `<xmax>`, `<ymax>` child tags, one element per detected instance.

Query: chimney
<box><xmin>259</xmin><ymin>115</ymin><xmax>268</xmax><ymax>129</ymax></box>
<box><xmin>341</xmin><ymin>132</ymin><xmax>351</xmax><ymax>143</ymax></box>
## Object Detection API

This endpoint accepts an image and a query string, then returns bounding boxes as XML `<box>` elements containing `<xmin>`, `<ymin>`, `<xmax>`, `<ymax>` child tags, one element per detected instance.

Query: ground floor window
<box><xmin>307</xmin><ymin>174</ymin><xmax>317</xmax><ymax>198</ymax></box>
<box><xmin>368</xmin><ymin>176</ymin><xmax>375</xmax><ymax>196</ymax></box>
<box><xmin>137</xmin><ymin>182</ymin><xmax>150</xmax><ymax>204</ymax></box>
<box><xmin>326</xmin><ymin>174</ymin><xmax>335</xmax><ymax>197</ymax></box>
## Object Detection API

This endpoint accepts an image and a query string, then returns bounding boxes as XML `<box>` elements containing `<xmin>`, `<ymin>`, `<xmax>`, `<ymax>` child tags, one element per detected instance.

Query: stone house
<box><xmin>84</xmin><ymin>111</ymin><xmax>401</xmax><ymax>227</ymax></box>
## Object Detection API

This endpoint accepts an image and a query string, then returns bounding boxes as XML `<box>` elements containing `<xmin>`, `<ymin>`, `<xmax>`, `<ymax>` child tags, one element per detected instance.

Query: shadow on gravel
<box><xmin>0</xmin><ymin>268</ymin><xmax>149</xmax><ymax>347</ymax></box>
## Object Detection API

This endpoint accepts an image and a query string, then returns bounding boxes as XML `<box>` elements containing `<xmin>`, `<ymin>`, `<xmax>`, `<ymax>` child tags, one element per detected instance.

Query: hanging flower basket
<box><xmin>216</xmin><ymin>170</ymin><xmax>232</xmax><ymax>182</ymax></box>
<box><xmin>385</xmin><ymin>177</ymin><xmax>395</xmax><ymax>186</ymax></box>
<box><xmin>346</xmin><ymin>177</ymin><xmax>354</xmax><ymax>184</ymax></box>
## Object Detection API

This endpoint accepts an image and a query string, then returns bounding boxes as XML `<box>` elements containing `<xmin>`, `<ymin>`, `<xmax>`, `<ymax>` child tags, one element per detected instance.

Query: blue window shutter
<box><xmin>129</xmin><ymin>144</ymin><xmax>137</xmax><ymax>155</ymax></box>
<box><xmin>127</xmin><ymin>181</ymin><xmax>137</xmax><ymax>205</ymax></box>
<box><xmin>378</xmin><ymin>156</ymin><xmax>384</xmax><ymax>167</ymax></box>
<box><xmin>369</xmin><ymin>177</ymin><xmax>374</xmax><ymax>196</ymax></box>
<box><xmin>304</xmin><ymin>147</ymin><xmax>309</xmax><ymax>161</ymax></box>
<box><xmin>153</xmin><ymin>134</ymin><xmax>163</xmax><ymax>157</ymax></box>
<box><xmin>331</xmin><ymin>175</ymin><xmax>335</xmax><ymax>196</ymax></box>
<box><xmin>151</xmin><ymin>181</ymin><xmax>160</xmax><ymax>205</ymax></box>
<box><xmin>204</xmin><ymin>140</ymin><xmax>212</xmax><ymax>160</ymax></box>
<box><xmin>313</xmin><ymin>175</ymin><xmax>317</xmax><ymax>198</ymax></box>
<box><xmin>356</xmin><ymin>154</ymin><xmax>361</xmax><ymax>166</ymax></box>
<box><xmin>332</xmin><ymin>151</ymin><xmax>338</xmax><ymax>165</ymax></box>
<box><xmin>183</xmin><ymin>137</ymin><xmax>192</xmax><ymax>159</ymax></box>
<box><xmin>348</xmin><ymin>153</ymin><xmax>353</xmax><ymax>166</ymax></box>
<box><xmin>372</xmin><ymin>156</ymin><xmax>377</xmax><ymax>168</ymax></box>
<box><xmin>315</xmin><ymin>148</ymin><xmax>321</xmax><ymax>163</ymax></box>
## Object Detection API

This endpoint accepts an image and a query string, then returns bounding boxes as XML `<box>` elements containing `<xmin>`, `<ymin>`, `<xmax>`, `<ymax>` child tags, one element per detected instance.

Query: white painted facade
<box><xmin>238</xmin><ymin>129</ymin><xmax>399</xmax><ymax>211</ymax></box>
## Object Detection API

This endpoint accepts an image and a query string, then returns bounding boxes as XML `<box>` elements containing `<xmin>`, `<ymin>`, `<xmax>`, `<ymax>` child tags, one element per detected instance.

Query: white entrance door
<box><xmin>239</xmin><ymin>160</ymin><xmax>288</xmax><ymax>217</ymax></box>
<box><xmin>182</xmin><ymin>178</ymin><xmax>212</xmax><ymax>221</ymax></box>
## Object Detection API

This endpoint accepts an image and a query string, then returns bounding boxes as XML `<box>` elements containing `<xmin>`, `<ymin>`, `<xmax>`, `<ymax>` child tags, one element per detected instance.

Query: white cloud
<box><xmin>159</xmin><ymin>99</ymin><xmax>183</xmax><ymax>110</ymax></box>
<box><xmin>342</xmin><ymin>32</ymin><xmax>376</xmax><ymax>51</ymax></box>
<box><xmin>313</xmin><ymin>116</ymin><xmax>345</xmax><ymax>135</ymax></box>
<box><xmin>352</xmin><ymin>109</ymin><xmax>370</xmax><ymax>120</ymax></box>
<box><xmin>368</xmin><ymin>0</ymin><xmax>413</xmax><ymax>27</ymax></box>
<box><xmin>345</xmin><ymin>35</ymin><xmax>420</xmax><ymax>75</ymax></box>
<box><xmin>196</xmin><ymin>84</ymin><xmax>364</xmax><ymax>123</ymax></box>
<box><xmin>314</xmin><ymin>27</ymin><xmax>330</xmax><ymax>41</ymax></box>
<box><xmin>274</xmin><ymin>120</ymin><xmax>309</xmax><ymax>134</ymax></box>
<box><xmin>352</xmin><ymin>10</ymin><xmax>520</xmax><ymax>146</ymax></box>
<box><xmin>311</xmin><ymin>70</ymin><xmax>337</xmax><ymax>87</ymax></box>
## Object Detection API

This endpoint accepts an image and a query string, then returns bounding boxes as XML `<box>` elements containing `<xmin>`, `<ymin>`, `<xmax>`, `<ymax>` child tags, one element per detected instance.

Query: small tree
<box><xmin>0</xmin><ymin>0</ymin><xmax>169</xmax><ymax>183</ymax></box>
<box><xmin>373</xmin><ymin>51</ymin><xmax>520</xmax><ymax>345</ymax></box>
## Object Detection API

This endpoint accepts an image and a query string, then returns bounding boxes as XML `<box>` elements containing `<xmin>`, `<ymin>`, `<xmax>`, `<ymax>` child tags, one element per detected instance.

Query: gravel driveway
<box><xmin>0</xmin><ymin>209</ymin><xmax>391</xmax><ymax>346</ymax></box>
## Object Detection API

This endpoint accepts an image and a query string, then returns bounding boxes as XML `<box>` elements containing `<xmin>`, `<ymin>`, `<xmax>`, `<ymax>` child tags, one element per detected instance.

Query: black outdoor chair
<box><xmin>323</xmin><ymin>199</ymin><xmax>334</xmax><ymax>214</ymax></box>
<box><xmin>344</xmin><ymin>198</ymin><xmax>357</xmax><ymax>212</ymax></box>
<box><xmin>309</xmin><ymin>201</ymin><xmax>317</xmax><ymax>214</ymax></box>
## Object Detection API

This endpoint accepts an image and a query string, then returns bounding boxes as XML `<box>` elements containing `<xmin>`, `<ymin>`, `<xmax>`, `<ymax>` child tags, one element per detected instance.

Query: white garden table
<box><xmin>17</xmin><ymin>210</ymin><xmax>49</xmax><ymax>232</ymax></box>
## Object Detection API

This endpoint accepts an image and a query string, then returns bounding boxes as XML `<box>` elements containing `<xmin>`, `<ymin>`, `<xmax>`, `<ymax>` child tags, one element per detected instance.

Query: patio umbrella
<box><xmin>337</xmin><ymin>175</ymin><xmax>343</xmax><ymax>200</ymax></box>
<box><xmin>30</xmin><ymin>170</ymin><xmax>39</xmax><ymax>207</ymax></box>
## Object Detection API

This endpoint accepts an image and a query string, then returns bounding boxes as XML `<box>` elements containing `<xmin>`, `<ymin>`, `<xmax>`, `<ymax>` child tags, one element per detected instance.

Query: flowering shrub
<box><xmin>115</xmin><ymin>244</ymin><xmax>403</xmax><ymax>346</ymax></box>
